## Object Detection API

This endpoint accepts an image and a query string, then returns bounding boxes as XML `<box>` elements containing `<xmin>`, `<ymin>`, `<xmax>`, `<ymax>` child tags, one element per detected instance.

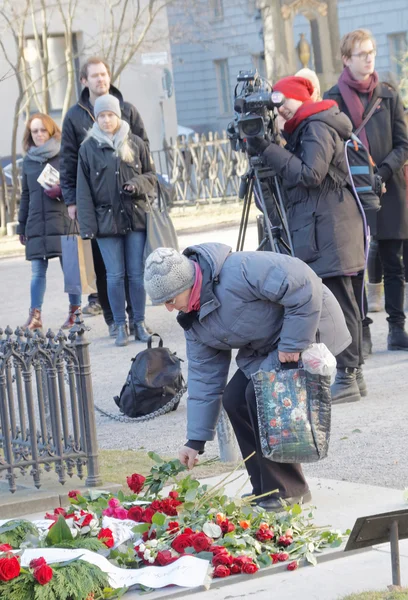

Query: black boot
<box><xmin>356</xmin><ymin>367</ymin><xmax>367</xmax><ymax>397</ymax></box>
<box><xmin>115</xmin><ymin>324</ymin><xmax>129</xmax><ymax>347</ymax></box>
<box><xmin>362</xmin><ymin>325</ymin><xmax>373</xmax><ymax>359</ymax></box>
<box><xmin>331</xmin><ymin>368</ymin><xmax>361</xmax><ymax>405</ymax></box>
<box><xmin>388</xmin><ymin>323</ymin><xmax>408</xmax><ymax>351</ymax></box>
<box><xmin>135</xmin><ymin>321</ymin><xmax>152</xmax><ymax>343</ymax></box>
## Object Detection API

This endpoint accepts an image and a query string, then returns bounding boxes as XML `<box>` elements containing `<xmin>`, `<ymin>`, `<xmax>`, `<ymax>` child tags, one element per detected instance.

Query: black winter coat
<box><xmin>60</xmin><ymin>85</ymin><xmax>148</xmax><ymax>207</ymax></box>
<box><xmin>17</xmin><ymin>154</ymin><xmax>70</xmax><ymax>261</ymax></box>
<box><xmin>260</xmin><ymin>106</ymin><xmax>365</xmax><ymax>279</ymax></box>
<box><xmin>77</xmin><ymin>131</ymin><xmax>157</xmax><ymax>239</ymax></box>
<box><xmin>324</xmin><ymin>82</ymin><xmax>408</xmax><ymax>240</ymax></box>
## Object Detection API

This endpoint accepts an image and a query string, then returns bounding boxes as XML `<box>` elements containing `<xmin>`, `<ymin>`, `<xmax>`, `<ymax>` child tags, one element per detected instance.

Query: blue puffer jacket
<box><xmin>182</xmin><ymin>243</ymin><xmax>351</xmax><ymax>443</ymax></box>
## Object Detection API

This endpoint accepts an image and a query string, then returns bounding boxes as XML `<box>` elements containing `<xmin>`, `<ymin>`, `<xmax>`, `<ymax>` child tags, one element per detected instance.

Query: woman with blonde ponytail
<box><xmin>77</xmin><ymin>94</ymin><xmax>157</xmax><ymax>346</ymax></box>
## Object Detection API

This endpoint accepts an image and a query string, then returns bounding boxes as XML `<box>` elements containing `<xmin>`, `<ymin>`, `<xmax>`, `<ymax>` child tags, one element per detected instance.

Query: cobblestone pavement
<box><xmin>1</xmin><ymin>224</ymin><xmax>407</xmax><ymax>490</ymax></box>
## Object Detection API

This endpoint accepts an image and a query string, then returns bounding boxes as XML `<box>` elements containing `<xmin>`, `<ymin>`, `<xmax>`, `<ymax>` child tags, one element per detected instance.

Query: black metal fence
<box><xmin>151</xmin><ymin>132</ymin><xmax>248</xmax><ymax>207</ymax></box>
<box><xmin>0</xmin><ymin>314</ymin><xmax>101</xmax><ymax>493</ymax></box>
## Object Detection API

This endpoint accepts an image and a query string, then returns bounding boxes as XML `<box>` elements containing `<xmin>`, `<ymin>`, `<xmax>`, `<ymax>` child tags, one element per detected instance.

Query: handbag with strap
<box><xmin>143</xmin><ymin>183</ymin><xmax>179</xmax><ymax>261</ymax></box>
<box><xmin>252</xmin><ymin>361</ymin><xmax>331</xmax><ymax>463</ymax></box>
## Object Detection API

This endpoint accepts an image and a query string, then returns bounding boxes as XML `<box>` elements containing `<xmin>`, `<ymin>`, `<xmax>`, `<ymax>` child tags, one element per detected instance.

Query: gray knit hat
<box><xmin>94</xmin><ymin>94</ymin><xmax>121</xmax><ymax>119</ymax></box>
<box><xmin>144</xmin><ymin>247</ymin><xmax>196</xmax><ymax>305</ymax></box>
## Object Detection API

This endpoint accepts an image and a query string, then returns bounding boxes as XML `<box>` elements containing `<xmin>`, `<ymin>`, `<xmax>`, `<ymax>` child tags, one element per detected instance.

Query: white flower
<box><xmin>143</xmin><ymin>549</ymin><xmax>151</xmax><ymax>560</ymax></box>
<box><xmin>139</xmin><ymin>543</ymin><xmax>146</xmax><ymax>552</ymax></box>
<box><xmin>148</xmin><ymin>557</ymin><xmax>155</xmax><ymax>564</ymax></box>
<box><xmin>403</xmin><ymin>488</ymin><xmax>408</xmax><ymax>504</ymax></box>
<box><xmin>149</xmin><ymin>539</ymin><xmax>158</xmax><ymax>548</ymax></box>
<box><xmin>81</xmin><ymin>526</ymin><xmax>90</xmax><ymax>535</ymax></box>
<box><xmin>71</xmin><ymin>529</ymin><xmax>78</xmax><ymax>538</ymax></box>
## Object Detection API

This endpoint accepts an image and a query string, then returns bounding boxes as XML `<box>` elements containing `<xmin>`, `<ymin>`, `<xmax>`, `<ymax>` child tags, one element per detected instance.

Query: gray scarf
<box><xmin>27</xmin><ymin>136</ymin><xmax>61</xmax><ymax>163</ymax></box>
<box><xmin>90</xmin><ymin>120</ymin><xmax>130</xmax><ymax>154</ymax></box>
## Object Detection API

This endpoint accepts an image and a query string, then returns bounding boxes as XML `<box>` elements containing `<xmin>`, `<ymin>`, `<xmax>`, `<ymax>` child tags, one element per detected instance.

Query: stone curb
<box><xmin>0</xmin><ymin>483</ymin><xmax>122</xmax><ymax>519</ymax></box>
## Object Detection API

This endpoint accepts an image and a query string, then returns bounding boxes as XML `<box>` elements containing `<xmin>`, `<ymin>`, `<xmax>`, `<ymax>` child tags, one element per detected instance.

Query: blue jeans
<box><xmin>31</xmin><ymin>258</ymin><xmax>81</xmax><ymax>310</ymax></box>
<box><xmin>97</xmin><ymin>232</ymin><xmax>146</xmax><ymax>326</ymax></box>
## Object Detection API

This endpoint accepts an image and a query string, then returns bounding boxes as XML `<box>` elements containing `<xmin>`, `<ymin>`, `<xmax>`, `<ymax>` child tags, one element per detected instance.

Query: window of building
<box><xmin>209</xmin><ymin>0</ymin><xmax>223</xmax><ymax>20</ymax></box>
<box><xmin>388</xmin><ymin>32</ymin><xmax>407</xmax><ymax>78</ymax></box>
<box><xmin>24</xmin><ymin>33</ymin><xmax>79</xmax><ymax>113</ymax></box>
<box><xmin>215</xmin><ymin>59</ymin><xmax>231</xmax><ymax>115</ymax></box>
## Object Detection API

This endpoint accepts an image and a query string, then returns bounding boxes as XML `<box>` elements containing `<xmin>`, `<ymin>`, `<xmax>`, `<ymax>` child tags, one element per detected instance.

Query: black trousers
<box><xmin>88</xmin><ymin>239</ymin><xmax>133</xmax><ymax>326</ymax></box>
<box><xmin>222</xmin><ymin>369</ymin><xmax>308</xmax><ymax>499</ymax></box>
<box><xmin>351</xmin><ymin>273</ymin><xmax>372</xmax><ymax>329</ymax></box>
<box><xmin>368</xmin><ymin>239</ymin><xmax>408</xmax><ymax>283</ymax></box>
<box><xmin>323</xmin><ymin>276</ymin><xmax>363</xmax><ymax>368</ymax></box>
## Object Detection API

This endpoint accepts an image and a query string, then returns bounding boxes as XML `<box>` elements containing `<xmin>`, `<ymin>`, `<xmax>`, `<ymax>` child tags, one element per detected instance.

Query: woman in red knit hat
<box><xmin>247</xmin><ymin>75</ymin><xmax>366</xmax><ymax>405</ymax></box>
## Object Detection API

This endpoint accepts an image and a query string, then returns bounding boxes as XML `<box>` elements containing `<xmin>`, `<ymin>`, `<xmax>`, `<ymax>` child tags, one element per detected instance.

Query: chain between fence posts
<box><xmin>71</xmin><ymin>313</ymin><xmax>102</xmax><ymax>487</ymax></box>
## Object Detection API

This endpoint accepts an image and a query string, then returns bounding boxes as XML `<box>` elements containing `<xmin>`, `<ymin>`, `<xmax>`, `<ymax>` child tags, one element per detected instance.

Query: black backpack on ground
<box><xmin>113</xmin><ymin>335</ymin><xmax>186</xmax><ymax>420</ymax></box>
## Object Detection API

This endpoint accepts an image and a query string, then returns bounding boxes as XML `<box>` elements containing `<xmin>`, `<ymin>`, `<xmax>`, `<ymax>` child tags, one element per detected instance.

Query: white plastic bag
<box><xmin>302</xmin><ymin>343</ymin><xmax>336</xmax><ymax>377</ymax></box>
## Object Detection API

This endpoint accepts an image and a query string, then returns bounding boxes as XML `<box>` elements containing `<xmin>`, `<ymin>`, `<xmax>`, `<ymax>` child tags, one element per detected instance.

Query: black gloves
<box><xmin>245</xmin><ymin>136</ymin><xmax>271</xmax><ymax>156</ymax></box>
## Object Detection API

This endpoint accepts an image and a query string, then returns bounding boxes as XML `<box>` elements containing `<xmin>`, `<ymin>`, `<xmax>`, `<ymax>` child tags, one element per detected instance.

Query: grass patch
<box><xmin>340</xmin><ymin>590</ymin><xmax>408</xmax><ymax>600</ymax></box>
<box><xmin>98</xmin><ymin>449</ymin><xmax>241</xmax><ymax>490</ymax></box>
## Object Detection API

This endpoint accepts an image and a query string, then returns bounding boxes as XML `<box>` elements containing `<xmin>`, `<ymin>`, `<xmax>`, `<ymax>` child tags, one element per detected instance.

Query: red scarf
<box><xmin>284</xmin><ymin>100</ymin><xmax>338</xmax><ymax>135</ymax></box>
<box><xmin>337</xmin><ymin>67</ymin><xmax>379</xmax><ymax>147</ymax></box>
<box><xmin>187</xmin><ymin>262</ymin><xmax>203</xmax><ymax>312</ymax></box>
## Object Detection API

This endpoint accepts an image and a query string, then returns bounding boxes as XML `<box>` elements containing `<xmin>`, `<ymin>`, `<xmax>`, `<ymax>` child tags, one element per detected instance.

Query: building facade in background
<box><xmin>169</xmin><ymin>0</ymin><xmax>408</xmax><ymax>135</ymax></box>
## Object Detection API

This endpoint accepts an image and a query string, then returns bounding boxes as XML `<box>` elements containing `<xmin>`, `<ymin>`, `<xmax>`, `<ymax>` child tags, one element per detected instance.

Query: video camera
<box><xmin>227</xmin><ymin>69</ymin><xmax>285</xmax><ymax>152</ymax></box>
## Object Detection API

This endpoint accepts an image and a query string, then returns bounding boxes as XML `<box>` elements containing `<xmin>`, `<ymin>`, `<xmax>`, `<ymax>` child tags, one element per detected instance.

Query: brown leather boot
<box><xmin>61</xmin><ymin>305</ymin><xmax>81</xmax><ymax>330</ymax></box>
<box><xmin>22</xmin><ymin>308</ymin><xmax>43</xmax><ymax>331</ymax></box>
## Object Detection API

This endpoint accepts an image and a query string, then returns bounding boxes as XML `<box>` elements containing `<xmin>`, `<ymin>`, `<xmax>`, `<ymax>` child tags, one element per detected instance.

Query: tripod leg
<box><xmin>253</xmin><ymin>177</ymin><xmax>278</xmax><ymax>253</ymax></box>
<box><xmin>273</xmin><ymin>175</ymin><xmax>294</xmax><ymax>256</ymax></box>
<box><xmin>236</xmin><ymin>178</ymin><xmax>254</xmax><ymax>252</ymax></box>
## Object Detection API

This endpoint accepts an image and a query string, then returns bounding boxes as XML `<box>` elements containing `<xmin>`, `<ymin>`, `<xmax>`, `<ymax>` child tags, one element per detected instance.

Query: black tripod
<box><xmin>236</xmin><ymin>155</ymin><xmax>294</xmax><ymax>255</ymax></box>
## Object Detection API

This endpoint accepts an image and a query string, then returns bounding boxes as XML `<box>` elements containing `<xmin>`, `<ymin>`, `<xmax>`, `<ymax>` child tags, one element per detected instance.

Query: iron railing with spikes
<box><xmin>0</xmin><ymin>312</ymin><xmax>101</xmax><ymax>493</ymax></box>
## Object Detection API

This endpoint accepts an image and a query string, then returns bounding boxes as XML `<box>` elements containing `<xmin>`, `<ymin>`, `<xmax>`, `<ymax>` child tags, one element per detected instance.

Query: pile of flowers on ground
<box><xmin>0</xmin><ymin>453</ymin><xmax>348</xmax><ymax>598</ymax></box>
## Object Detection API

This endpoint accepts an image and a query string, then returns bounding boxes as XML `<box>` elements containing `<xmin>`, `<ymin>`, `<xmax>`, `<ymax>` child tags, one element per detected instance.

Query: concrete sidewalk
<box><xmin>10</xmin><ymin>472</ymin><xmax>408</xmax><ymax>600</ymax></box>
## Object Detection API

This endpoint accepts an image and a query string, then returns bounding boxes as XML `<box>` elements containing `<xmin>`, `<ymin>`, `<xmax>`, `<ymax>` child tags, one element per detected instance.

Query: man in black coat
<box><xmin>60</xmin><ymin>56</ymin><xmax>149</xmax><ymax>337</ymax></box>
<box><xmin>325</xmin><ymin>29</ymin><xmax>408</xmax><ymax>353</ymax></box>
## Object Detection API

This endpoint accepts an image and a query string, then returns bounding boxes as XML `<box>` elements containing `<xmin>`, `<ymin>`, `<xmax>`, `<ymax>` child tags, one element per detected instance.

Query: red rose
<box><xmin>212</xmin><ymin>553</ymin><xmax>233</xmax><ymax>567</ymax></box>
<box><xmin>183</xmin><ymin>528</ymin><xmax>194</xmax><ymax>535</ymax></box>
<box><xmin>271</xmin><ymin>553</ymin><xmax>279</xmax><ymax>564</ymax></box>
<box><xmin>167</xmin><ymin>521</ymin><xmax>179</xmax><ymax>533</ymax></box>
<box><xmin>278</xmin><ymin>535</ymin><xmax>293</xmax><ymax>547</ymax></box>
<box><xmin>155</xmin><ymin>550</ymin><xmax>178</xmax><ymax>566</ymax></box>
<box><xmin>256</xmin><ymin>528</ymin><xmax>274</xmax><ymax>542</ymax></box>
<box><xmin>287</xmin><ymin>560</ymin><xmax>298</xmax><ymax>571</ymax></box>
<box><xmin>210</xmin><ymin>545</ymin><xmax>229</xmax><ymax>555</ymax></box>
<box><xmin>278</xmin><ymin>552</ymin><xmax>289</xmax><ymax>562</ymax></box>
<box><xmin>242</xmin><ymin>561</ymin><xmax>259</xmax><ymax>574</ymax></box>
<box><xmin>171</xmin><ymin>533</ymin><xmax>194</xmax><ymax>554</ymax></box>
<box><xmin>169</xmin><ymin>491</ymin><xmax>179</xmax><ymax>499</ymax></box>
<box><xmin>127</xmin><ymin>506</ymin><xmax>144</xmax><ymax>522</ymax></box>
<box><xmin>160</xmin><ymin>499</ymin><xmax>179</xmax><ymax>516</ymax></box>
<box><xmin>150</xmin><ymin>500</ymin><xmax>162</xmax><ymax>511</ymax></box>
<box><xmin>142</xmin><ymin>508</ymin><xmax>156</xmax><ymax>524</ymax></box>
<box><xmin>220</xmin><ymin>519</ymin><xmax>235</xmax><ymax>534</ymax></box>
<box><xmin>192</xmin><ymin>532</ymin><xmax>212</xmax><ymax>553</ymax></box>
<box><xmin>234</xmin><ymin>555</ymin><xmax>253</xmax><ymax>566</ymax></box>
<box><xmin>98</xmin><ymin>528</ymin><xmax>114</xmax><ymax>548</ymax></box>
<box><xmin>230</xmin><ymin>563</ymin><xmax>241</xmax><ymax>574</ymax></box>
<box><xmin>213</xmin><ymin>565</ymin><xmax>231</xmax><ymax>578</ymax></box>
<box><xmin>0</xmin><ymin>544</ymin><xmax>13</xmax><ymax>553</ymax></box>
<box><xmin>0</xmin><ymin>556</ymin><xmax>20</xmax><ymax>581</ymax></box>
<box><xmin>126</xmin><ymin>473</ymin><xmax>146</xmax><ymax>494</ymax></box>
<box><xmin>29</xmin><ymin>557</ymin><xmax>46</xmax><ymax>569</ymax></box>
<box><xmin>33</xmin><ymin>563</ymin><xmax>53</xmax><ymax>585</ymax></box>
<box><xmin>68</xmin><ymin>490</ymin><xmax>80</xmax><ymax>499</ymax></box>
